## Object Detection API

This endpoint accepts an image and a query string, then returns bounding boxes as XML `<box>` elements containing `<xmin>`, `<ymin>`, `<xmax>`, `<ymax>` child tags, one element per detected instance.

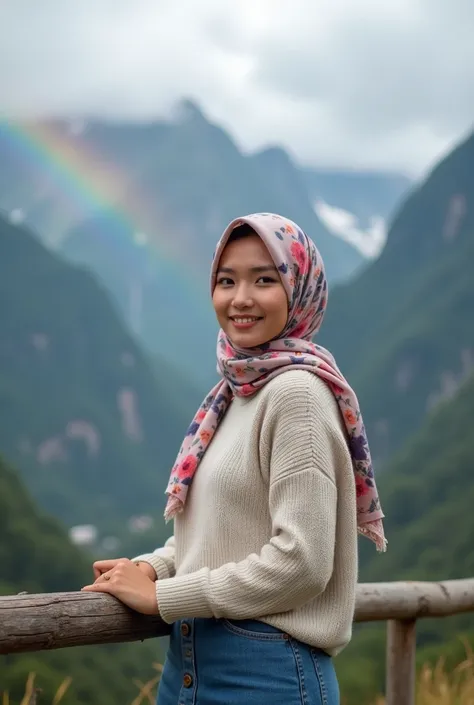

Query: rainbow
<box><xmin>0</xmin><ymin>120</ymin><xmax>170</xmax><ymax>251</ymax></box>
<box><xmin>0</xmin><ymin>119</ymin><xmax>211</xmax><ymax>332</ymax></box>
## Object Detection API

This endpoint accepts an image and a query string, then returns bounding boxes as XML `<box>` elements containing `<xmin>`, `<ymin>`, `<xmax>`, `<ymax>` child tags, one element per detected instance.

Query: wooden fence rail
<box><xmin>2</xmin><ymin>578</ymin><xmax>474</xmax><ymax>705</ymax></box>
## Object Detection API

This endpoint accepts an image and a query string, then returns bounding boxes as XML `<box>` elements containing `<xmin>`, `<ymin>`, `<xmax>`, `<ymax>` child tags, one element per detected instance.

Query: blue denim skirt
<box><xmin>157</xmin><ymin>618</ymin><xmax>339</xmax><ymax>705</ymax></box>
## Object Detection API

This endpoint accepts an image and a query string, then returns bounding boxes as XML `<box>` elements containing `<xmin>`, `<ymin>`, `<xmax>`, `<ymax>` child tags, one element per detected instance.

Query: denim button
<box><xmin>183</xmin><ymin>673</ymin><xmax>193</xmax><ymax>688</ymax></box>
<box><xmin>181</xmin><ymin>622</ymin><xmax>190</xmax><ymax>636</ymax></box>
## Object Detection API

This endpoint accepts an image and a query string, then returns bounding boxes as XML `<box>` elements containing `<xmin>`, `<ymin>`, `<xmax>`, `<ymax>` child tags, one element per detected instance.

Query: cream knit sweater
<box><xmin>134</xmin><ymin>370</ymin><xmax>358</xmax><ymax>656</ymax></box>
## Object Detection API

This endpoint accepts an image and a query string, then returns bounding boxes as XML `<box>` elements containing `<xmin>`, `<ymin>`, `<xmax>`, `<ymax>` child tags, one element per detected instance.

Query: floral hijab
<box><xmin>165</xmin><ymin>213</ymin><xmax>386</xmax><ymax>551</ymax></box>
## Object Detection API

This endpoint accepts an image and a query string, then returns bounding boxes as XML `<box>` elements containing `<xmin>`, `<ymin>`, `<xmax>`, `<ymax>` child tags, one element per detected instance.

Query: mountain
<box><xmin>0</xmin><ymin>456</ymin><xmax>88</xmax><ymax>596</ymax></box>
<box><xmin>319</xmin><ymin>128</ymin><xmax>474</xmax><ymax>463</ymax></box>
<box><xmin>0</xmin><ymin>211</ymin><xmax>192</xmax><ymax>550</ymax></box>
<box><xmin>0</xmin><ymin>102</ymin><xmax>403</xmax><ymax>385</ymax></box>
<box><xmin>0</xmin><ymin>455</ymin><xmax>164</xmax><ymax>705</ymax></box>
<box><xmin>52</xmin><ymin>106</ymin><xmax>367</xmax><ymax>385</ymax></box>
<box><xmin>361</xmin><ymin>373</ymin><xmax>474</xmax><ymax>582</ymax></box>
<box><xmin>61</xmin><ymin>210</ymin><xmax>219</xmax><ymax>385</ymax></box>
<box><xmin>0</xmin><ymin>102</ymin><xmax>364</xmax><ymax>277</ymax></box>
<box><xmin>335</xmin><ymin>372</ymin><xmax>474</xmax><ymax>704</ymax></box>
<box><xmin>302</xmin><ymin>168</ymin><xmax>411</xmax><ymax>227</ymax></box>
<box><xmin>302</xmin><ymin>168</ymin><xmax>412</xmax><ymax>257</ymax></box>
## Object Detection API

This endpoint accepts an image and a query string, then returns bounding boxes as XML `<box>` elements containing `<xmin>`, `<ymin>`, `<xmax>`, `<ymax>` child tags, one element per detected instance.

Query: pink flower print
<box><xmin>225</xmin><ymin>342</ymin><xmax>234</xmax><ymax>357</ymax></box>
<box><xmin>344</xmin><ymin>408</ymin><xmax>357</xmax><ymax>426</ymax></box>
<box><xmin>290</xmin><ymin>242</ymin><xmax>309</xmax><ymax>274</ymax></box>
<box><xmin>199</xmin><ymin>429</ymin><xmax>213</xmax><ymax>443</ymax></box>
<box><xmin>355</xmin><ymin>475</ymin><xmax>370</xmax><ymax>498</ymax></box>
<box><xmin>177</xmin><ymin>455</ymin><xmax>198</xmax><ymax>480</ymax></box>
<box><xmin>328</xmin><ymin>381</ymin><xmax>344</xmax><ymax>395</ymax></box>
<box><xmin>240</xmin><ymin>383</ymin><xmax>255</xmax><ymax>396</ymax></box>
<box><xmin>195</xmin><ymin>409</ymin><xmax>206</xmax><ymax>422</ymax></box>
<box><xmin>291</xmin><ymin>322</ymin><xmax>308</xmax><ymax>338</ymax></box>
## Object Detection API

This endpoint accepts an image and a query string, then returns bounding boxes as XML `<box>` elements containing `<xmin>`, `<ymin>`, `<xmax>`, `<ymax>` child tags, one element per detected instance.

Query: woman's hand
<box><xmin>82</xmin><ymin>558</ymin><xmax>159</xmax><ymax>615</ymax></box>
<box><xmin>93</xmin><ymin>557</ymin><xmax>157</xmax><ymax>581</ymax></box>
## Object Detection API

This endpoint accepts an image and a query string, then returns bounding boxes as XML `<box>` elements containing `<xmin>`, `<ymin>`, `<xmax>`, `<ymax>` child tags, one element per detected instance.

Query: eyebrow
<box><xmin>216</xmin><ymin>265</ymin><xmax>278</xmax><ymax>274</ymax></box>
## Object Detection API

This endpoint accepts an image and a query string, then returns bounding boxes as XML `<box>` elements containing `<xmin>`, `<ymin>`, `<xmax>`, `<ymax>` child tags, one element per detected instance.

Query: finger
<box><xmin>92</xmin><ymin>559</ymin><xmax>121</xmax><ymax>578</ymax></box>
<box><xmin>81</xmin><ymin>582</ymin><xmax>113</xmax><ymax>593</ymax></box>
<box><xmin>93</xmin><ymin>561</ymin><xmax>113</xmax><ymax>579</ymax></box>
<box><xmin>81</xmin><ymin>580</ymin><xmax>110</xmax><ymax>592</ymax></box>
<box><xmin>84</xmin><ymin>569</ymin><xmax>116</xmax><ymax>590</ymax></box>
<box><xmin>82</xmin><ymin>580</ymin><xmax>126</xmax><ymax>603</ymax></box>
<box><xmin>95</xmin><ymin>567</ymin><xmax>119</xmax><ymax>584</ymax></box>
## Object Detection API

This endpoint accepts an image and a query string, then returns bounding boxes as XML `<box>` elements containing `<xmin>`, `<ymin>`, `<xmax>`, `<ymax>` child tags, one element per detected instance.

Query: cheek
<box><xmin>212</xmin><ymin>290</ymin><xmax>227</xmax><ymax>320</ymax></box>
<box><xmin>265</xmin><ymin>290</ymin><xmax>288</xmax><ymax>329</ymax></box>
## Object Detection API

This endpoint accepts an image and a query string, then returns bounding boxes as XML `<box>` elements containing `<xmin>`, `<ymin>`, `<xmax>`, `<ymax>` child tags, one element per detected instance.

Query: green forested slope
<box><xmin>336</xmin><ymin>373</ymin><xmax>474</xmax><ymax>703</ymax></box>
<box><xmin>320</xmin><ymin>129</ymin><xmax>474</xmax><ymax>463</ymax></box>
<box><xmin>0</xmin><ymin>456</ymin><xmax>164</xmax><ymax>705</ymax></box>
<box><xmin>0</xmin><ymin>212</ymin><xmax>190</xmax><ymax>544</ymax></box>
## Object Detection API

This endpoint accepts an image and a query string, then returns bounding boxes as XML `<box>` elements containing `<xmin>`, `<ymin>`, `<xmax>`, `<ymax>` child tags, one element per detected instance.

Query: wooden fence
<box><xmin>2</xmin><ymin>578</ymin><xmax>474</xmax><ymax>705</ymax></box>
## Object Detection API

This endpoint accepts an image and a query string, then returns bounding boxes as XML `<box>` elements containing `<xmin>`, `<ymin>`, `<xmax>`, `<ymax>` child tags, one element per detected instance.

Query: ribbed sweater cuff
<box><xmin>156</xmin><ymin>569</ymin><xmax>213</xmax><ymax>623</ymax></box>
<box><xmin>132</xmin><ymin>554</ymin><xmax>170</xmax><ymax>581</ymax></box>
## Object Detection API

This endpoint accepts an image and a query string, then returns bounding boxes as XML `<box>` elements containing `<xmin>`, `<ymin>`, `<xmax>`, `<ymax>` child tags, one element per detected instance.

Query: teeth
<box><xmin>232</xmin><ymin>317</ymin><xmax>259</xmax><ymax>323</ymax></box>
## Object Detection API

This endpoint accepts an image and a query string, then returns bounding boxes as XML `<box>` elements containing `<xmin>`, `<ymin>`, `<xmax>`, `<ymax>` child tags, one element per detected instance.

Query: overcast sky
<box><xmin>1</xmin><ymin>0</ymin><xmax>474</xmax><ymax>177</ymax></box>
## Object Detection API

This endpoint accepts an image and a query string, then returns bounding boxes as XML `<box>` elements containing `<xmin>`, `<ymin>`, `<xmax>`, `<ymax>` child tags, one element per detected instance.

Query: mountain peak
<box><xmin>253</xmin><ymin>145</ymin><xmax>294</xmax><ymax>170</ymax></box>
<box><xmin>172</xmin><ymin>98</ymin><xmax>208</xmax><ymax>124</ymax></box>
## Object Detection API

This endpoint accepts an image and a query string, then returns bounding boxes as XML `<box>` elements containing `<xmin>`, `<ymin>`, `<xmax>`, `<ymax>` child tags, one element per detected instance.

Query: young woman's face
<box><xmin>213</xmin><ymin>233</ymin><xmax>288</xmax><ymax>348</ymax></box>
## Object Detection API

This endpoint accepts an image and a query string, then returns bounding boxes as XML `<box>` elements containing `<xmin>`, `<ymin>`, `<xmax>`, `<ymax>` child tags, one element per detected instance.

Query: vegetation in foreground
<box><xmin>373</xmin><ymin>648</ymin><xmax>474</xmax><ymax>705</ymax></box>
<box><xmin>4</xmin><ymin>647</ymin><xmax>474</xmax><ymax>705</ymax></box>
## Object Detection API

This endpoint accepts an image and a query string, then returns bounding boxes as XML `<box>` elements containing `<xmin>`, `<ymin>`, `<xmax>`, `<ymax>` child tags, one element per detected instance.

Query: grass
<box><xmin>1</xmin><ymin>664</ymin><xmax>163</xmax><ymax>705</ymax></box>
<box><xmin>372</xmin><ymin>644</ymin><xmax>474</xmax><ymax>705</ymax></box>
<box><xmin>5</xmin><ymin>652</ymin><xmax>474</xmax><ymax>704</ymax></box>
<box><xmin>416</xmin><ymin>656</ymin><xmax>474</xmax><ymax>704</ymax></box>
<box><xmin>2</xmin><ymin>672</ymin><xmax>72</xmax><ymax>705</ymax></box>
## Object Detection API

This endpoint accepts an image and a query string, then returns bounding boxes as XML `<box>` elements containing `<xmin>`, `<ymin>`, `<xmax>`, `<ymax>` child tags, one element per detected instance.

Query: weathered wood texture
<box><xmin>0</xmin><ymin>592</ymin><xmax>170</xmax><ymax>655</ymax></box>
<box><xmin>1</xmin><ymin>578</ymin><xmax>474</xmax><ymax>655</ymax></box>
<box><xmin>386</xmin><ymin>619</ymin><xmax>416</xmax><ymax>705</ymax></box>
<box><xmin>354</xmin><ymin>578</ymin><xmax>474</xmax><ymax>621</ymax></box>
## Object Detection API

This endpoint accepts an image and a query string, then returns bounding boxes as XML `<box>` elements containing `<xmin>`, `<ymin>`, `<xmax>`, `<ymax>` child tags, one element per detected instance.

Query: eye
<box><xmin>257</xmin><ymin>276</ymin><xmax>277</xmax><ymax>284</ymax></box>
<box><xmin>216</xmin><ymin>277</ymin><xmax>234</xmax><ymax>286</ymax></box>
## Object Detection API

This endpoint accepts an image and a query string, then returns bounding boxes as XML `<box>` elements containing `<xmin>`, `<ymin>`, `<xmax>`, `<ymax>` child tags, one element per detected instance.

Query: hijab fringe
<box><xmin>164</xmin><ymin>496</ymin><xmax>183</xmax><ymax>523</ymax></box>
<box><xmin>358</xmin><ymin>520</ymin><xmax>387</xmax><ymax>552</ymax></box>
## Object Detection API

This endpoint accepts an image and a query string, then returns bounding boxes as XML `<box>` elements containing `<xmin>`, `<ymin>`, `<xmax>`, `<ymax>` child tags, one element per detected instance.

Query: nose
<box><xmin>232</xmin><ymin>282</ymin><xmax>253</xmax><ymax>309</ymax></box>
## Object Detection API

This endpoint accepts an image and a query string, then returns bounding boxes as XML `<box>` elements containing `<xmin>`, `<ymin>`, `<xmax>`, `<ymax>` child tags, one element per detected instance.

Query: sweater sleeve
<box><xmin>132</xmin><ymin>534</ymin><xmax>176</xmax><ymax>580</ymax></box>
<box><xmin>156</xmin><ymin>375</ymin><xmax>350</xmax><ymax>624</ymax></box>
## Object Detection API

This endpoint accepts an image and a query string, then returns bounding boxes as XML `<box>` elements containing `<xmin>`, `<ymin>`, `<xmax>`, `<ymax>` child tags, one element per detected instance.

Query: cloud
<box><xmin>1</xmin><ymin>0</ymin><xmax>474</xmax><ymax>175</ymax></box>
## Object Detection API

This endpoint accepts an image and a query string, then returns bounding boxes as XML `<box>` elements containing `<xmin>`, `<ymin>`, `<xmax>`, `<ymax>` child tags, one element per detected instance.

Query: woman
<box><xmin>83</xmin><ymin>213</ymin><xmax>386</xmax><ymax>705</ymax></box>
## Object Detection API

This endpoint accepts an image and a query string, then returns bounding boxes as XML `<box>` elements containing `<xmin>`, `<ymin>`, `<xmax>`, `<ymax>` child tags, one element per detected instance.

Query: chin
<box><xmin>227</xmin><ymin>332</ymin><xmax>268</xmax><ymax>349</ymax></box>
<box><xmin>221</xmin><ymin>319</ymin><xmax>276</xmax><ymax>349</ymax></box>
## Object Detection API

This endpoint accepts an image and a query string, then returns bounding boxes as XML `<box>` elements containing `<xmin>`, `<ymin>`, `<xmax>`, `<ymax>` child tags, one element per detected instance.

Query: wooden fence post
<box><xmin>386</xmin><ymin>618</ymin><xmax>416</xmax><ymax>705</ymax></box>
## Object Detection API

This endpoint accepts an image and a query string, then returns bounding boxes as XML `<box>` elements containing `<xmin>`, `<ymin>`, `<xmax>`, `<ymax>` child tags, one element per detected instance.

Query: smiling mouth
<box><xmin>229</xmin><ymin>315</ymin><xmax>263</xmax><ymax>328</ymax></box>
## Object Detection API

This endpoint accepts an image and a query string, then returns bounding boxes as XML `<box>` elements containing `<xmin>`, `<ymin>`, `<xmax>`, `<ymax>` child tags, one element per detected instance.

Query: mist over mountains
<box><xmin>0</xmin><ymin>101</ymin><xmax>411</xmax><ymax>385</ymax></box>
